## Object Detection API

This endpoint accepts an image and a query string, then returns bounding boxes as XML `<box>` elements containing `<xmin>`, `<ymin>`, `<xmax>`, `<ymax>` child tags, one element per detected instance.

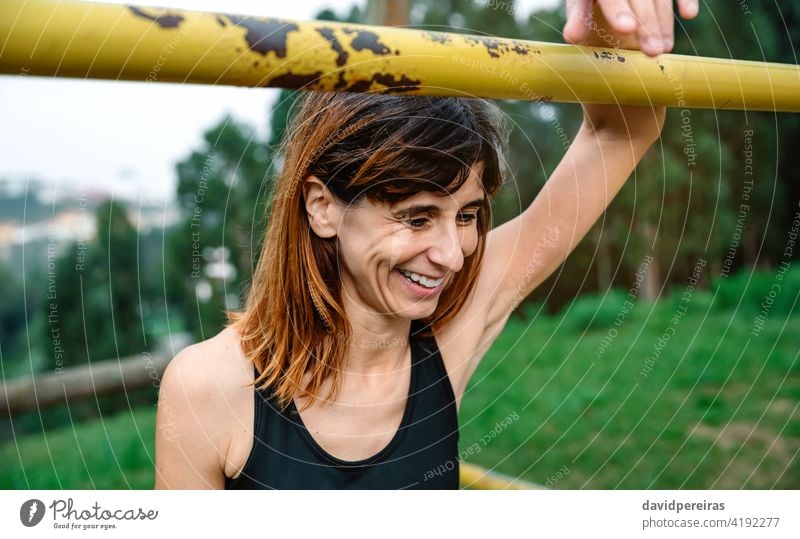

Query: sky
<box><xmin>0</xmin><ymin>0</ymin><xmax>560</xmax><ymax>203</ymax></box>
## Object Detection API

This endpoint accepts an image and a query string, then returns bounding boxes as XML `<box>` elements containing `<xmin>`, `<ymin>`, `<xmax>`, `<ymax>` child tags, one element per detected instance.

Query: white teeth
<box><xmin>399</xmin><ymin>269</ymin><xmax>444</xmax><ymax>289</ymax></box>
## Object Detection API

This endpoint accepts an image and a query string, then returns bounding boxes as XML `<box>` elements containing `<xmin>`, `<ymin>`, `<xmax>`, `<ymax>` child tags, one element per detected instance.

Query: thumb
<box><xmin>563</xmin><ymin>0</ymin><xmax>594</xmax><ymax>44</ymax></box>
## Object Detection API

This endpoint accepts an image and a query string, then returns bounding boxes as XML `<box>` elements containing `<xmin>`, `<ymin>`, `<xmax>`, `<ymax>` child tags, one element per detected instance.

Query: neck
<box><xmin>339</xmin><ymin>293</ymin><xmax>412</xmax><ymax>376</ymax></box>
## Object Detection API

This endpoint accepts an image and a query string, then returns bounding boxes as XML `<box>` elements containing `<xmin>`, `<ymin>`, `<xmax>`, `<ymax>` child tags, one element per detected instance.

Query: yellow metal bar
<box><xmin>1</xmin><ymin>0</ymin><xmax>798</xmax><ymax>112</ymax></box>
<box><xmin>459</xmin><ymin>462</ymin><xmax>542</xmax><ymax>490</ymax></box>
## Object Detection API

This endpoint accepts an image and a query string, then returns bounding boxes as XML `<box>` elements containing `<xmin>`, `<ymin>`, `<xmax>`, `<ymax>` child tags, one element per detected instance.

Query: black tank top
<box><xmin>225</xmin><ymin>319</ymin><xmax>460</xmax><ymax>489</ymax></box>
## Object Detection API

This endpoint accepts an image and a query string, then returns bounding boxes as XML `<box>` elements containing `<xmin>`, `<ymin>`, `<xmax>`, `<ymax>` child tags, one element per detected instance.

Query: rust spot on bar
<box><xmin>267</xmin><ymin>71</ymin><xmax>323</xmax><ymax>89</ymax></box>
<box><xmin>128</xmin><ymin>6</ymin><xmax>184</xmax><ymax>28</ymax></box>
<box><xmin>222</xmin><ymin>15</ymin><xmax>299</xmax><ymax>58</ymax></box>
<box><xmin>464</xmin><ymin>36</ymin><xmax>531</xmax><ymax>58</ymax></box>
<box><xmin>347</xmin><ymin>79</ymin><xmax>372</xmax><ymax>92</ymax></box>
<box><xmin>348</xmin><ymin>72</ymin><xmax>420</xmax><ymax>93</ymax></box>
<box><xmin>592</xmin><ymin>49</ymin><xmax>626</xmax><ymax>63</ymax></box>
<box><xmin>333</xmin><ymin>72</ymin><xmax>349</xmax><ymax>90</ymax></box>
<box><xmin>372</xmin><ymin>72</ymin><xmax>420</xmax><ymax>92</ymax></box>
<box><xmin>466</xmin><ymin>37</ymin><xmax>500</xmax><ymax>58</ymax></box>
<box><xmin>510</xmin><ymin>40</ymin><xmax>531</xmax><ymax>55</ymax></box>
<box><xmin>316</xmin><ymin>27</ymin><xmax>349</xmax><ymax>67</ymax></box>
<box><xmin>423</xmin><ymin>31</ymin><xmax>452</xmax><ymax>45</ymax></box>
<box><xmin>593</xmin><ymin>50</ymin><xmax>618</xmax><ymax>62</ymax></box>
<box><xmin>343</xmin><ymin>29</ymin><xmax>392</xmax><ymax>55</ymax></box>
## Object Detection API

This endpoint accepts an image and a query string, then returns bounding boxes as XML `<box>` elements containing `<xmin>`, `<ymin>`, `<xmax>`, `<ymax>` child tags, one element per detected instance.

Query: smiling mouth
<box><xmin>397</xmin><ymin>268</ymin><xmax>446</xmax><ymax>289</ymax></box>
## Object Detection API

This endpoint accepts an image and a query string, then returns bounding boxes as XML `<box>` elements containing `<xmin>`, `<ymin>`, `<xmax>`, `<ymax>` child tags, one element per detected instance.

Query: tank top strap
<box><xmin>410</xmin><ymin>319</ymin><xmax>457</xmax><ymax>405</ymax></box>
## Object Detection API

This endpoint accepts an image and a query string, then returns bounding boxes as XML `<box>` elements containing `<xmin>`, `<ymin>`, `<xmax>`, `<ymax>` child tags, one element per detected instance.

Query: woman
<box><xmin>155</xmin><ymin>0</ymin><xmax>698</xmax><ymax>489</ymax></box>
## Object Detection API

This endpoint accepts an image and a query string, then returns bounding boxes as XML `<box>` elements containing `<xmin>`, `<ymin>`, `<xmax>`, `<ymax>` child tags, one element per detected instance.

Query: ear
<box><xmin>302</xmin><ymin>176</ymin><xmax>341</xmax><ymax>239</ymax></box>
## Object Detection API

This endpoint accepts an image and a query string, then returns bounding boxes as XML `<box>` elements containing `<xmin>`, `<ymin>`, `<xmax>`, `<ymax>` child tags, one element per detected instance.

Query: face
<box><xmin>333</xmin><ymin>165</ymin><xmax>486</xmax><ymax>321</ymax></box>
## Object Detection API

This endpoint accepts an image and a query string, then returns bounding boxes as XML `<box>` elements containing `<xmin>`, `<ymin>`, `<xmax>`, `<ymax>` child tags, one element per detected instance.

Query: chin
<box><xmin>389</xmin><ymin>300</ymin><xmax>435</xmax><ymax>319</ymax></box>
<box><xmin>406</xmin><ymin>303</ymin><xmax>438</xmax><ymax>320</ymax></box>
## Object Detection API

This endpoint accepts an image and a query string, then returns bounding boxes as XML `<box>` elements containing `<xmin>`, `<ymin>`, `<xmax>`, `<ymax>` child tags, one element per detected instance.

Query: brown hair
<box><xmin>232</xmin><ymin>91</ymin><xmax>507</xmax><ymax>410</ymax></box>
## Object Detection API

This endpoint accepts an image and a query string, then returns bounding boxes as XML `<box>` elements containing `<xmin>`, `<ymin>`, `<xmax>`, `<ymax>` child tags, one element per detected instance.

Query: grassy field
<box><xmin>1</xmin><ymin>406</ymin><xmax>157</xmax><ymax>489</ymax></box>
<box><xmin>2</xmin><ymin>271</ymin><xmax>798</xmax><ymax>489</ymax></box>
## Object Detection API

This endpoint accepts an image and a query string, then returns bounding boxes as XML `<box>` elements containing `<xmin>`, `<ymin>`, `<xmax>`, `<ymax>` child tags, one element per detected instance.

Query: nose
<box><xmin>428</xmin><ymin>220</ymin><xmax>465</xmax><ymax>274</ymax></box>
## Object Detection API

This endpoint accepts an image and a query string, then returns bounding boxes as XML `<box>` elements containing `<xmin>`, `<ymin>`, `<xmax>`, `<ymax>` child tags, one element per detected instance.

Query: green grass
<box><xmin>0</xmin><ymin>406</ymin><xmax>156</xmax><ymax>489</ymax></box>
<box><xmin>2</xmin><ymin>277</ymin><xmax>798</xmax><ymax>489</ymax></box>
<box><xmin>460</xmin><ymin>284</ymin><xmax>800</xmax><ymax>489</ymax></box>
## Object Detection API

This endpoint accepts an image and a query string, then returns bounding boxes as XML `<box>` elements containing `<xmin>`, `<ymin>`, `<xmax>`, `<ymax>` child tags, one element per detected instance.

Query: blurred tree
<box><xmin>41</xmin><ymin>200</ymin><xmax>151</xmax><ymax>368</ymax></box>
<box><xmin>756</xmin><ymin>3</ymin><xmax>800</xmax><ymax>264</ymax></box>
<box><xmin>0</xmin><ymin>264</ymin><xmax>26</xmax><ymax>366</ymax></box>
<box><xmin>165</xmin><ymin>116</ymin><xmax>270</xmax><ymax>340</ymax></box>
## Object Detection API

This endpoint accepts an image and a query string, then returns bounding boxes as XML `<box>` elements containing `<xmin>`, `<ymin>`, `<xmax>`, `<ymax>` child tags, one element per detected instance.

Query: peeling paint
<box><xmin>267</xmin><ymin>71</ymin><xmax>323</xmax><ymax>89</ymax></box>
<box><xmin>510</xmin><ymin>40</ymin><xmax>532</xmax><ymax>55</ymax></box>
<box><xmin>263</xmin><ymin>70</ymin><xmax>419</xmax><ymax>93</ymax></box>
<box><xmin>128</xmin><ymin>6</ymin><xmax>183</xmax><ymax>28</ymax></box>
<box><xmin>333</xmin><ymin>72</ymin><xmax>349</xmax><ymax>91</ymax></box>
<box><xmin>424</xmin><ymin>31</ymin><xmax>452</xmax><ymax>45</ymax></box>
<box><xmin>316</xmin><ymin>27</ymin><xmax>349</xmax><ymax>67</ymax></box>
<box><xmin>222</xmin><ymin>15</ymin><xmax>298</xmax><ymax>58</ymax></box>
<box><xmin>592</xmin><ymin>49</ymin><xmax>627</xmax><ymax>63</ymax></box>
<box><xmin>371</xmin><ymin>72</ymin><xmax>420</xmax><ymax>92</ymax></box>
<box><xmin>464</xmin><ymin>36</ymin><xmax>531</xmax><ymax>58</ymax></box>
<box><xmin>348</xmin><ymin>72</ymin><xmax>420</xmax><ymax>93</ymax></box>
<box><xmin>343</xmin><ymin>29</ymin><xmax>392</xmax><ymax>55</ymax></box>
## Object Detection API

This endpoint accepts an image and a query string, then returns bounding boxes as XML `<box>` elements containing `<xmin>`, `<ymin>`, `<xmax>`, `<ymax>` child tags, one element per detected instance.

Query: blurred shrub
<box><xmin>710</xmin><ymin>266</ymin><xmax>799</xmax><ymax>315</ymax></box>
<box><xmin>558</xmin><ymin>289</ymin><xmax>632</xmax><ymax>332</ymax></box>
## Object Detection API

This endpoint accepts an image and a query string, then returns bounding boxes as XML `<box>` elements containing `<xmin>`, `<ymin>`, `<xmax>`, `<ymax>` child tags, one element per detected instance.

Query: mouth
<box><xmin>398</xmin><ymin>268</ymin><xmax>445</xmax><ymax>287</ymax></box>
<box><xmin>394</xmin><ymin>268</ymin><xmax>446</xmax><ymax>299</ymax></box>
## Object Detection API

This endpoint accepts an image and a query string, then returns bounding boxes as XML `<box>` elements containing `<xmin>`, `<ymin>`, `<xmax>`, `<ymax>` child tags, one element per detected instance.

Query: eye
<box><xmin>457</xmin><ymin>212</ymin><xmax>478</xmax><ymax>225</ymax></box>
<box><xmin>405</xmin><ymin>216</ymin><xmax>430</xmax><ymax>229</ymax></box>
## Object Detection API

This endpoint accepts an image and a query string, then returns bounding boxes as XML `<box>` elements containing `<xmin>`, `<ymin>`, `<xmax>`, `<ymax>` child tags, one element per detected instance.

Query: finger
<box><xmin>654</xmin><ymin>0</ymin><xmax>674</xmax><ymax>52</ymax></box>
<box><xmin>563</xmin><ymin>0</ymin><xmax>594</xmax><ymax>44</ymax></box>
<box><xmin>629</xmin><ymin>0</ymin><xmax>663</xmax><ymax>55</ymax></box>
<box><xmin>596</xmin><ymin>0</ymin><xmax>638</xmax><ymax>35</ymax></box>
<box><xmin>677</xmin><ymin>0</ymin><xmax>699</xmax><ymax>19</ymax></box>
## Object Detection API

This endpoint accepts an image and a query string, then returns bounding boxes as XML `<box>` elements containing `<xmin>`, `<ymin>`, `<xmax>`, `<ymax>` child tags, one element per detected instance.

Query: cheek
<box><xmin>461</xmin><ymin>227</ymin><xmax>480</xmax><ymax>258</ymax></box>
<box><xmin>384</xmin><ymin>230</ymin><xmax>420</xmax><ymax>267</ymax></box>
<box><xmin>336</xmin><ymin>229</ymin><xmax>372</xmax><ymax>275</ymax></box>
<box><xmin>338</xmin><ymin>224</ymin><xmax>408</xmax><ymax>275</ymax></box>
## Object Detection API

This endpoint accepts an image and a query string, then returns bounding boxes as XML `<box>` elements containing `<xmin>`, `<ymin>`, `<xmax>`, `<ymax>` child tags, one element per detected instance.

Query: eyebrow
<box><xmin>395</xmin><ymin>197</ymin><xmax>485</xmax><ymax>215</ymax></box>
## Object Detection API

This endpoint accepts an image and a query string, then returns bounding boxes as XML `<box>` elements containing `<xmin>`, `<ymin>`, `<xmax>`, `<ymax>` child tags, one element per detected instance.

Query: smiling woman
<box><xmin>239</xmin><ymin>92</ymin><xmax>507</xmax><ymax>412</ymax></box>
<box><xmin>154</xmin><ymin>92</ymin><xmax>509</xmax><ymax>489</ymax></box>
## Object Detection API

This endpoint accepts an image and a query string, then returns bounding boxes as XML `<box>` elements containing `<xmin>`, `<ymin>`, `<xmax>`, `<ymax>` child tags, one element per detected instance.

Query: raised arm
<box><xmin>475</xmin><ymin>0</ymin><xmax>698</xmax><ymax>332</ymax></box>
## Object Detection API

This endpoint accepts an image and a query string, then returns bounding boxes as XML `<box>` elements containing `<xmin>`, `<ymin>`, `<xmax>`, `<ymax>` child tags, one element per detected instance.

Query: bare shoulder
<box><xmin>168</xmin><ymin>327</ymin><xmax>252</xmax><ymax>387</ymax></box>
<box><xmin>154</xmin><ymin>326</ymin><xmax>254</xmax><ymax>489</ymax></box>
